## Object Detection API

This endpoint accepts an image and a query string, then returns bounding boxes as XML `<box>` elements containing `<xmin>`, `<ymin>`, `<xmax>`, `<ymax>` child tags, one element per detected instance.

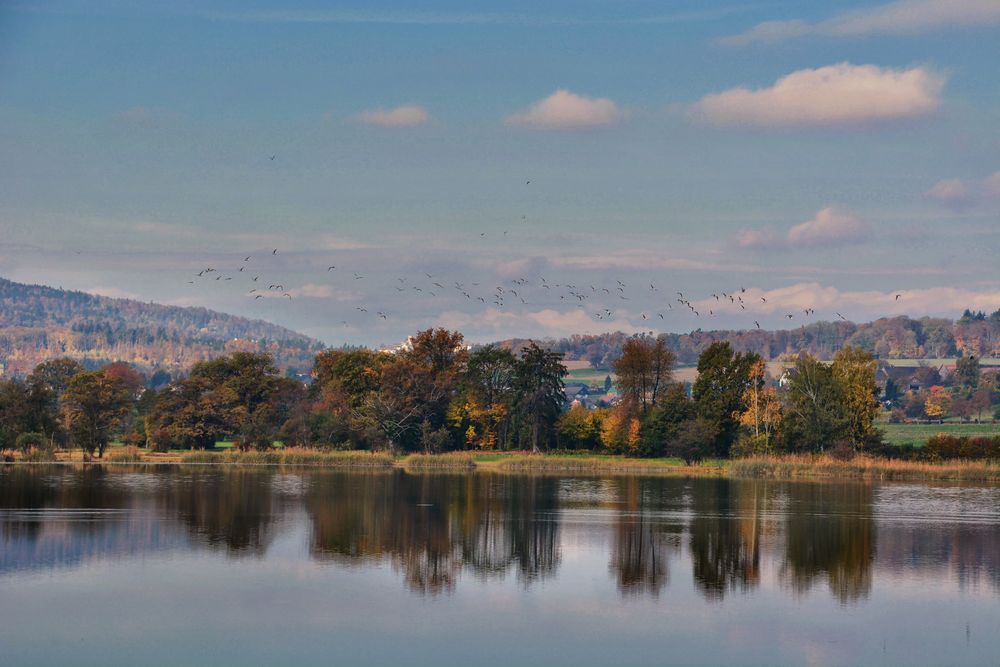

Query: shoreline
<box><xmin>6</xmin><ymin>449</ymin><xmax>1000</xmax><ymax>483</ymax></box>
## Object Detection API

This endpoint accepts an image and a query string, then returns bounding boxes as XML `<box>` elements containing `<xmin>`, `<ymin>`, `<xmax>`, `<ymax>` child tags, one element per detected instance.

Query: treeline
<box><xmin>556</xmin><ymin>338</ymin><xmax>883</xmax><ymax>462</ymax></box>
<box><xmin>0</xmin><ymin>277</ymin><xmax>322</xmax><ymax>375</ymax></box>
<box><xmin>3</xmin><ymin>326</ymin><xmax>997</xmax><ymax>462</ymax></box>
<box><xmin>0</xmin><ymin>329</ymin><xmax>569</xmax><ymax>458</ymax></box>
<box><xmin>511</xmin><ymin>311</ymin><xmax>1000</xmax><ymax>367</ymax></box>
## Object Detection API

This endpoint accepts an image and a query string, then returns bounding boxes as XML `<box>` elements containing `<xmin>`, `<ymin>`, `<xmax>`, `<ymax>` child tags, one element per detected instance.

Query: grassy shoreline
<box><xmin>7</xmin><ymin>448</ymin><xmax>1000</xmax><ymax>482</ymax></box>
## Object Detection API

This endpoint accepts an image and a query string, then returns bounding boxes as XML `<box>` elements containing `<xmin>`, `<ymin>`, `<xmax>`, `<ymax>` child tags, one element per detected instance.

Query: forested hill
<box><xmin>0</xmin><ymin>277</ymin><xmax>323</xmax><ymax>376</ymax></box>
<box><xmin>500</xmin><ymin>311</ymin><xmax>1000</xmax><ymax>367</ymax></box>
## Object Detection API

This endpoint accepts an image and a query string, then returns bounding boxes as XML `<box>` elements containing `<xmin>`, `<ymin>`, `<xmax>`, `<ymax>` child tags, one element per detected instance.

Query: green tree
<box><xmin>665</xmin><ymin>417</ymin><xmax>720</xmax><ymax>465</ymax></box>
<box><xmin>639</xmin><ymin>383</ymin><xmax>696</xmax><ymax>458</ymax></box>
<box><xmin>514</xmin><ymin>342</ymin><xmax>567</xmax><ymax>452</ymax></box>
<box><xmin>831</xmin><ymin>346</ymin><xmax>882</xmax><ymax>450</ymax></box>
<box><xmin>691</xmin><ymin>342</ymin><xmax>760</xmax><ymax>457</ymax></box>
<box><xmin>780</xmin><ymin>354</ymin><xmax>850</xmax><ymax>453</ymax></box>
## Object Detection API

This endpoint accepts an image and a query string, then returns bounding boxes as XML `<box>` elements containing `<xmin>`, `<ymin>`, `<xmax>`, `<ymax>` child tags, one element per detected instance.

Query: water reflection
<box><xmin>689</xmin><ymin>478</ymin><xmax>765</xmax><ymax>600</ymax></box>
<box><xmin>608</xmin><ymin>477</ymin><xmax>681</xmax><ymax>597</ymax></box>
<box><xmin>1</xmin><ymin>465</ymin><xmax>998</xmax><ymax>604</ymax></box>
<box><xmin>782</xmin><ymin>483</ymin><xmax>876</xmax><ymax>604</ymax></box>
<box><xmin>304</xmin><ymin>473</ymin><xmax>561</xmax><ymax>593</ymax></box>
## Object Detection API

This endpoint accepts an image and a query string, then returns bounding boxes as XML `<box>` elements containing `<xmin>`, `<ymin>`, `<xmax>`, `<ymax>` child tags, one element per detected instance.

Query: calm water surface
<box><xmin>1</xmin><ymin>466</ymin><xmax>998</xmax><ymax>666</ymax></box>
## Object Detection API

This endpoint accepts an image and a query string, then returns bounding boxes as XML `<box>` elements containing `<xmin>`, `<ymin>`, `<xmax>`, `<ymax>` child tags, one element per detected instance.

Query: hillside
<box><xmin>0</xmin><ymin>277</ymin><xmax>324</xmax><ymax>376</ymax></box>
<box><xmin>500</xmin><ymin>311</ymin><xmax>1000</xmax><ymax>367</ymax></box>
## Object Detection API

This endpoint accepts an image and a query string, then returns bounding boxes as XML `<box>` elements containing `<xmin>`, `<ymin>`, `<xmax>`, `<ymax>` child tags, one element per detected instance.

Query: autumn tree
<box><xmin>450</xmin><ymin>345</ymin><xmax>518</xmax><ymax>450</ymax></box>
<box><xmin>735</xmin><ymin>359</ymin><xmax>782</xmax><ymax>453</ymax></box>
<box><xmin>612</xmin><ymin>335</ymin><xmax>675</xmax><ymax>412</ymax></box>
<box><xmin>924</xmin><ymin>386</ymin><xmax>951</xmax><ymax>421</ymax></box>
<box><xmin>61</xmin><ymin>369</ymin><xmax>132</xmax><ymax>458</ymax></box>
<box><xmin>831</xmin><ymin>346</ymin><xmax>882</xmax><ymax>450</ymax></box>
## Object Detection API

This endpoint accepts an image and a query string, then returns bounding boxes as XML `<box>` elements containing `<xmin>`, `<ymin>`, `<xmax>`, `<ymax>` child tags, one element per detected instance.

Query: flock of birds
<box><xmin>184</xmin><ymin>166</ymin><xmax>907</xmax><ymax>333</ymax></box>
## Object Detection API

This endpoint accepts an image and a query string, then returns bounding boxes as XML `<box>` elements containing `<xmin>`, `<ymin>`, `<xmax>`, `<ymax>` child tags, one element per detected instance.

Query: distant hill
<box><xmin>0</xmin><ymin>277</ymin><xmax>324</xmax><ymax>377</ymax></box>
<box><xmin>500</xmin><ymin>311</ymin><xmax>1000</xmax><ymax>368</ymax></box>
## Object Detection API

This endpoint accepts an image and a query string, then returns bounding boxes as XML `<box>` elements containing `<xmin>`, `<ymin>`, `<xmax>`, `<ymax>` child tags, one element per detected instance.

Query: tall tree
<box><xmin>613</xmin><ymin>336</ymin><xmax>675</xmax><ymax>412</ymax></box>
<box><xmin>692</xmin><ymin>342</ymin><xmax>760</xmax><ymax>457</ymax></box>
<box><xmin>60</xmin><ymin>369</ymin><xmax>131</xmax><ymax>458</ymax></box>
<box><xmin>514</xmin><ymin>342</ymin><xmax>567</xmax><ymax>453</ymax></box>
<box><xmin>954</xmin><ymin>355</ymin><xmax>981</xmax><ymax>391</ymax></box>
<box><xmin>831</xmin><ymin>347</ymin><xmax>881</xmax><ymax>450</ymax></box>
<box><xmin>780</xmin><ymin>354</ymin><xmax>850</xmax><ymax>453</ymax></box>
<box><xmin>737</xmin><ymin>359</ymin><xmax>781</xmax><ymax>443</ymax></box>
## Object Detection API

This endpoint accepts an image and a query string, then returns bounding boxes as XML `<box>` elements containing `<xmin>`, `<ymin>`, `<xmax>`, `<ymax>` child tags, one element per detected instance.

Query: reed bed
<box><xmin>730</xmin><ymin>454</ymin><xmax>1000</xmax><ymax>482</ymax></box>
<box><xmin>179</xmin><ymin>448</ymin><xmax>394</xmax><ymax>468</ymax></box>
<box><xmin>401</xmin><ymin>452</ymin><xmax>478</xmax><ymax>469</ymax></box>
<box><xmin>105</xmin><ymin>445</ymin><xmax>143</xmax><ymax>463</ymax></box>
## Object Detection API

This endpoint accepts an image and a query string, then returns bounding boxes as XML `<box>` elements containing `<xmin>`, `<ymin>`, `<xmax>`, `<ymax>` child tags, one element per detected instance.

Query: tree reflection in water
<box><xmin>303</xmin><ymin>471</ymin><xmax>560</xmax><ymax>595</ymax></box>
<box><xmin>608</xmin><ymin>477</ymin><xmax>682</xmax><ymax>597</ymax></box>
<box><xmin>781</xmin><ymin>483</ymin><xmax>875</xmax><ymax>604</ymax></box>
<box><xmin>688</xmin><ymin>479</ymin><xmax>766</xmax><ymax>601</ymax></box>
<box><xmin>1</xmin><ymin>467</ymin><xmax>998</xmax><ymax>604</ymax></box>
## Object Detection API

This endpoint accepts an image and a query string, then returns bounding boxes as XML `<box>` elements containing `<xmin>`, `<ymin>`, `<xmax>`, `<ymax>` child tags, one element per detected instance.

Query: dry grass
<box><xmin>180</xmin><ymin>448</ymin><xmax>394</xmax><ymax>467</ymax></box>
<box><xmin>493</xmin><ymin>453</ymin><xmax>726</xmax><ymax>476</ymax></box>
<box><xmin>730</xmin><ymin>453</ymin><xmax>1000</xmax><ymax>482</ymax></box>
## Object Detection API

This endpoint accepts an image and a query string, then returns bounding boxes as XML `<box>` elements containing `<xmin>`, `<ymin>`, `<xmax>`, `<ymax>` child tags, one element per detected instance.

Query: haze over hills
<box><xmin>502</xmin><ymin>310</ymin><xmax>1000</xmax><ymax>367</ymax></box>
<box><xmin>0</xmin><ymin>277</ymin><xmax>324</xmax><ymax>377</ymax></box>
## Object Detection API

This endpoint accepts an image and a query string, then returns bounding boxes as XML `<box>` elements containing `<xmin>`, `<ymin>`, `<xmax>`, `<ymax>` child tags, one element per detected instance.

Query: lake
<box><xmin>1</xmin><ymin>466</ymin><xmax>998</xmax><ymax>666</ymax></box>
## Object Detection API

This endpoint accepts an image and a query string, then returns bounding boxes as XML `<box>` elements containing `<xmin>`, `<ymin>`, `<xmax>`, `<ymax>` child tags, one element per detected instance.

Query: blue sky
<box><xmin>1</xmin><ymin>0</ymin><xmax>998</xmax><ymax>346</ymax></box>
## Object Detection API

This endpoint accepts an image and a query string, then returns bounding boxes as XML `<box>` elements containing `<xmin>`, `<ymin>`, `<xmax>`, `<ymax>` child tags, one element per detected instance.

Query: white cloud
<box><xmin>353</xmin><ymin>104</ymin><xmax>429</xmax><ymax>127</ymax></box>
<box><xmin>691</xmin><ymin>63</ymin><xmax>944</xmax><ymax>128</ymax></box>
<box><xmin>925</xmin><ymin>170</ymin><xmax>1000</xmax><ymax>208</ymax></box>
<box><xmin>438</xmin><ymin>307</ymin><xmax>644</xmax><ymax>340</ymax></box>
<box><xmin>735</xmin><ymin>208</ymin><xmax>869</xmax><ymax>250</ymax></box>
<box><xmin>506</xmin><ymin>89</ymin><xmax>622</xmax><ymax>130</ymax></box>
<box><xmin>723</xmin><ymin>0</ymin><xmax>1000</xmax><ymax>45</ymax></box>
<box><xmin>551</xmin><ymin>252</ymin><xmax>741</xmax><ymax>272</ymax></box>
<box><xmin>787</xmin><ymin>208</ymin><xmax>868</xmax><ymax>246</ymax></box>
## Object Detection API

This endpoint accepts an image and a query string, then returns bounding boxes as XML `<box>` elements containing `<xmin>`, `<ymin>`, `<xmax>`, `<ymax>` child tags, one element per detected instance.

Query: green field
<box><xmin>564</xmin><ymin>367</ymin><xmax>613</xmax><ymax>387</ymax></box>
<box><xmin>881</xmin><ymin>422</ymin><xmax>1000</xmax><ymax>447</ymax></box>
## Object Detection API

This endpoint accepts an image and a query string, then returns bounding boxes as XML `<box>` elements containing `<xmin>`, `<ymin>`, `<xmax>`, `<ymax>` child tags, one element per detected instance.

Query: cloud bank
<box><xmin>506</xmin><ymin>89</ymin><xmax>622</xmax><ymax>129</ymax></box>
<box><xmin>723</xmin><ymin>0</ymin><xmax>1000</xmax><ymax>45</ymax></box>
<box><xmin>354</xmin><ymin>105</ymin><xmax>429</xmax><ymax>127</ymax></box>
<box><xmin>737</xmin><ymin>208</ymin><xmax>869</xmax><ymax>249</ymax></box>
<box><xmin>691</xmin><ymin>63</ymin><xmax>944</xmax><ymax>128</ymax></box>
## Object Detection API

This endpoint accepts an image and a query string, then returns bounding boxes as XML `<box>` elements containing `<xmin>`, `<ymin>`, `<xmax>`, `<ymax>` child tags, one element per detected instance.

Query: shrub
<box><xmin>15</xmin><ymin>432</ymin><xmax>48</xmax><ymax>454</ymax></box>
<box><xmin>731</xmin><ymin>433</ymin><xmax>775</xmax><ymax>458</ymax></box>
<box><xmin>887</xmin><ymin>408</ymin><xmax>906</xmax><ymax>424</ymax></box>
<box><xmin>923</xmin><ymin>434</ymin><xmax>1000</xmax><ymax>461</ymax></box>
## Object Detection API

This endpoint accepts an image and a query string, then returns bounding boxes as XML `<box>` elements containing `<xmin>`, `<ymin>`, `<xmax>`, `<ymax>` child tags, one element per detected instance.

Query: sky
<box><xmin>1</xmin><ymin>0</ymin><xmax>998</xmax><ymax>347</ymax></box>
